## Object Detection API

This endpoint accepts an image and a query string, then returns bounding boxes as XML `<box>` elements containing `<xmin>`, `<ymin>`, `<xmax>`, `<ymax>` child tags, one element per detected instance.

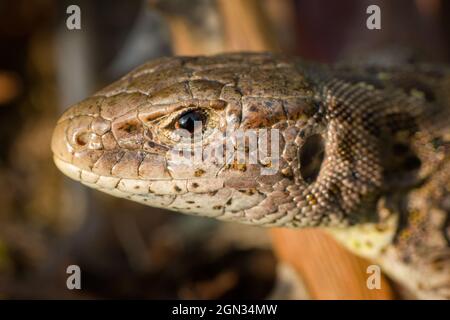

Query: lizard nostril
<box><xmin>299</xmin><ymin>134</ymin><xmax>325</xmax><ymax>183</ymax></box>
<box><xmin>73</xmin><ymin>131</ymin><xmax>103</xmax><ymax>150</ymax></box>
<box><xmin>75</xmin><ymin>132</ymin><xmax>89</xmax><ymax>146</ymax></box>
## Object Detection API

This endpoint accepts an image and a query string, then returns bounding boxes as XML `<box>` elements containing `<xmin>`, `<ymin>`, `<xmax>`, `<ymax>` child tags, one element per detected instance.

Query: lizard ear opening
<box><xmin>299</xmin><ymin>134</ymin><xmax>325</xmax><ymax>183</ymax></box>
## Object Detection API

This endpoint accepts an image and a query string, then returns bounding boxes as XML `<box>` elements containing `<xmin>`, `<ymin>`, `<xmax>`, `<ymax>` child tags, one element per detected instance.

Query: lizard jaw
<box><xmin>53</xmin><ymin>155</ymin><xmax>268</xmax><ymax>222</ymax></box>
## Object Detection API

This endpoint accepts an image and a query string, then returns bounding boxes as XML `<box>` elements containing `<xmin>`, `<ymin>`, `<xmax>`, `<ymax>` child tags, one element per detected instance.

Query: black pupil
<box><xmin>178</xmin><ymin>110</ymin><xmax>204</xmax><ymax>133</ymax></box>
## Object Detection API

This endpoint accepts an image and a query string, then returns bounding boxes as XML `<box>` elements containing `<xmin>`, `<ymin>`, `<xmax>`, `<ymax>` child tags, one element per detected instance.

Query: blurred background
<box><xmin>0</xmin><ymin>0</ymin><xmax>449</xmax><ymax>299</ymax></box>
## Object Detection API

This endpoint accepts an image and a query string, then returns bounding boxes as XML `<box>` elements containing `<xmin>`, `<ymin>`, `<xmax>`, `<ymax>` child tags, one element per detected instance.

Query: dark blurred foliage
<box><xmin>293</xmin><ymin>0</ymin><xmax>449</xmax><ymax>62</ymax></box>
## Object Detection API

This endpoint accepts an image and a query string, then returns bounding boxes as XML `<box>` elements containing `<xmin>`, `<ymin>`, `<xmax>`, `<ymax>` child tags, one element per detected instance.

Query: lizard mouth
<box><xmin>53</xmin><ymin>154</ymin><xmax>266</xmax><ymax>221</ymax></box>
<box><xmin>53</xmin><ymin>155</ymin><xmax>179</xmax><ymax>208</ymax></box>
<box><xmin>53</xmin><ymin>155</ymin><xmax>85</xmax><ymax>183</ymax></box>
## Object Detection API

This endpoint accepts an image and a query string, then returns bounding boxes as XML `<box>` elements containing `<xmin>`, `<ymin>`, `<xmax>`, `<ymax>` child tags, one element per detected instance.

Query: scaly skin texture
<box><xmin>51</xmin><ymin>52</ymin><xmax>450</xmax><ymax>299</ymax></box>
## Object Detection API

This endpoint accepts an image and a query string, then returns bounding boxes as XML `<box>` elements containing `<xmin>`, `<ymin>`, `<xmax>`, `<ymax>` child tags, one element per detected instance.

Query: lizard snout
<box><xmin>51</xmin><ymin>104</ymin><xmax>109</xmax><ymax>182</ymax></box>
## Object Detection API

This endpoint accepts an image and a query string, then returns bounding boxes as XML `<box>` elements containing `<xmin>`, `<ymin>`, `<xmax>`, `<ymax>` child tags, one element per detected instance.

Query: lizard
<box><xmin>51</xmin><ymin>52</ymin><xmax>450</xmax><ymax>299</ymax></box>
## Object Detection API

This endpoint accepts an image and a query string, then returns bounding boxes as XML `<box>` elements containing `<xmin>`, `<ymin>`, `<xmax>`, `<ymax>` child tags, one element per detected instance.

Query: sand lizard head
<box><xmin>51</xmin><ymin>52</ymin><xmax>383</xmax><ymax>227</ymax></box>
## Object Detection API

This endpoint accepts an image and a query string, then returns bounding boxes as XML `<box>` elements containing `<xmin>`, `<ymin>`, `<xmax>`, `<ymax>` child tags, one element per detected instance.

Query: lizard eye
<box><xmin>175</xmin><ymin>109</ymin><xmax>207</xmax><ymax>133</ymax></box>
